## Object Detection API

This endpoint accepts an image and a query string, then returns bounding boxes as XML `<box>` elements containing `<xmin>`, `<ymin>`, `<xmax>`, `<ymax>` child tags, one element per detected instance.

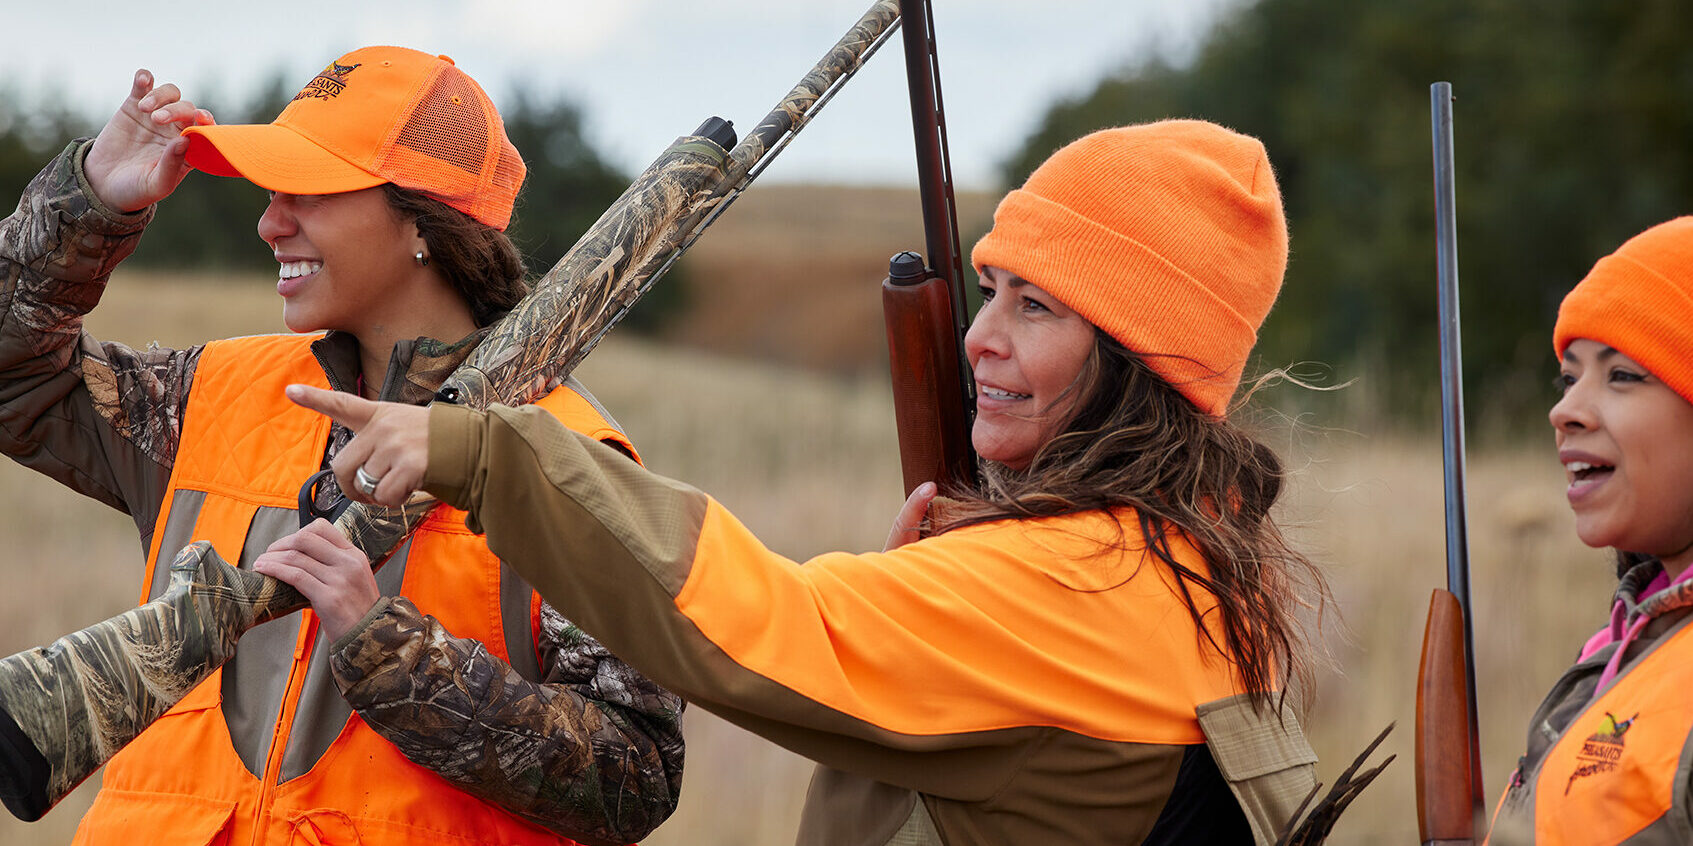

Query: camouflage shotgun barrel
<box><xmin>0</xmin><ymin>0</ymin><xmax>900</xmax><ymax>823</ymax></box>
<box><xmin>440</xmin><ymin>0</ymin><xmax>901</xmax><ymax>408</ymax></box>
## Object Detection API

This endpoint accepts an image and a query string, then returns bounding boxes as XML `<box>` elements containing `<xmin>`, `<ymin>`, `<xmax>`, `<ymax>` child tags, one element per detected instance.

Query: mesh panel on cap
<box><xmin>395</xmin><ymin>69</ymin><xmax>489</xmax><ymax>175</ymax></box>
<box><xmin>369</xmin><ymin>59</ymin><xmax>521</xmax><ymax>228</ymax></box>
<box><xmin>491</xmin><ymin>147</ymin><xmax>523</xmax><ymax>201</ymax></box>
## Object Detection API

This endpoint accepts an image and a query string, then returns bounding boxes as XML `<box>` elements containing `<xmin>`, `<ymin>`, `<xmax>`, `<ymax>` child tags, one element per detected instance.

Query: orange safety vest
<box><xmin>72</xmin><ymin>333</ymin><xmax>635</xmax><ymax>846</ymax></box>
<box><xmin>1487</xmin><ymin>614</ymin><xmax>1693</xmax><ymax>845</ymax></box>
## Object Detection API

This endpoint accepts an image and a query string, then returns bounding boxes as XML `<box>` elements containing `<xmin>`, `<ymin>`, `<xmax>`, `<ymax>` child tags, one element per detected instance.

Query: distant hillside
<box><xmin>660</xmin><ymin>183</ymin><xmax>997</xmax><ymax>373</ymax></box>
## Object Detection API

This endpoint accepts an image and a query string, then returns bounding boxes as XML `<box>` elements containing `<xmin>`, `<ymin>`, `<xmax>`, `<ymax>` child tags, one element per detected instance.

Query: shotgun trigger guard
<box><xmin>297</xmin><ymin>469</ymin><xmax>351</xmax><ymax>529</ymax></box>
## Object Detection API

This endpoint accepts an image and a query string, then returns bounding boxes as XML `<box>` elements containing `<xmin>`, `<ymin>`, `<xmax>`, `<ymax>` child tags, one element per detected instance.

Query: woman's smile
<box><xmin>1558</xmin><ymin>447</ymin><xmax>1614</xmax><ymax>504</ymax></box>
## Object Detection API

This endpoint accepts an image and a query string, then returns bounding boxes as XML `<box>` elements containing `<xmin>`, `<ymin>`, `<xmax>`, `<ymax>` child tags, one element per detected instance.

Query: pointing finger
<box><xmin>287</xmin><ymin>384</ymin><xmax>377</xmax><ymax>431</ymax></box>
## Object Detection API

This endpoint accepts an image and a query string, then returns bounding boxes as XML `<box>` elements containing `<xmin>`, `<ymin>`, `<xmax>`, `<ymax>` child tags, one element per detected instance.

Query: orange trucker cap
<box><xmin>183</xmin><ymin>46</ymin><xmax>525</xmax><ymax>230</ymax></box>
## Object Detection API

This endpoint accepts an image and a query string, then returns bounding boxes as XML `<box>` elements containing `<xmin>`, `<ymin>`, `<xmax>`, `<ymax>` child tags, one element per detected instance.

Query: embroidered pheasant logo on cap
<box><xmin>293</xmin><ymin>61</ymin><xmax>362</xmax><ymax>102</ymax></box>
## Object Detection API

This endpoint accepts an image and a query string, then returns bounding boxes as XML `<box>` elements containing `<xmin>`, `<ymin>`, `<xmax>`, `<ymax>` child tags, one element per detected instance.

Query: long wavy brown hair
<box><xmin>936</xmin><ymin>332</ymin><xmax>1327</xmax><ymax>709</ymax></box>
<box><xmin>384</xmin><ymin>184</ymin><xmax>528</xmax><ymax>327</ymax></box>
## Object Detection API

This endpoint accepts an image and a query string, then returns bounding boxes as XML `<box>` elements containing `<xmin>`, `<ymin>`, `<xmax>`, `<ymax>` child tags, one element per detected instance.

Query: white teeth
<box><xmin>981</xmin><ymin>386</ymin><xmax>1031</xmax><ymax>401</ymax></box>
<box><xmin>1565</xmin><ymin>461</ymin><xmax>1614</xmax><ymax>475</ymax></box>
<box><xmin>278</xmin><ymin>260</ymin><xmax>323</xmax><ymax>280</ymax></box>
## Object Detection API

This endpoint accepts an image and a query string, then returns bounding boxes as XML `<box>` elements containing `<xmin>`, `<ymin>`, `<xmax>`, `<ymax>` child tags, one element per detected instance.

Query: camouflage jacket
<box><xmin>0</xmin><ymin>140</ymin><xmax>683</xmax><ymax>843</ymax></box>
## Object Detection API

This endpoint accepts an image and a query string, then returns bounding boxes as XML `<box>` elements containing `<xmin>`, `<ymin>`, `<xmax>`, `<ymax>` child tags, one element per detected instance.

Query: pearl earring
<box><xmin>415</xmin><ymin>251</ymin><xmax>429</xmax><ymax>267</ymax></box>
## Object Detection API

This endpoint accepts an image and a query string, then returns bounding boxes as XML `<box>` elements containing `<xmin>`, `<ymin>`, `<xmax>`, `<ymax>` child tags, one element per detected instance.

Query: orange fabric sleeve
<box><xmin>674</xmin><ymin>502</ymin><xmax>1238</xmax><ymax>745</ymax></box>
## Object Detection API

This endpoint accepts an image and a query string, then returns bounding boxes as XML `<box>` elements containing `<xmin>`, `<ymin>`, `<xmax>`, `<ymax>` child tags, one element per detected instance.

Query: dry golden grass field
<box><xmin>0</xmin><ymin>185</ymin><xmax>1618</xmax><ymax>845</ymax></box>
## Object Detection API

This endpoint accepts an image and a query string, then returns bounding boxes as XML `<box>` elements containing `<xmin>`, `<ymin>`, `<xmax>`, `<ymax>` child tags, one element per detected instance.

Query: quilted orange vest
<box><xmin>73</xmin><ymin>333</ymin><xmax>634</xmax><ymax>846</ymax></box>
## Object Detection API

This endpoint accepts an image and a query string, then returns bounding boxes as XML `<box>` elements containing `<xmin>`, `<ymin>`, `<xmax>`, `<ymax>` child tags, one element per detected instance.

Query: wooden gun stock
<box><xmin>883</xmin><ymin>251</ymin><xmax>974</xmax><ymax>496</ymax></box>
<box><xmin>1416</xmin><ymin>588</ymin><xmax>1477</xmax><ymax>846</ymax></box>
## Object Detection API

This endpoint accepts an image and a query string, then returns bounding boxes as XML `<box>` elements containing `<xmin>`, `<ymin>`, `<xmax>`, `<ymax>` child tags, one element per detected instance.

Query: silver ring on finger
<box><xmin>354</xmin><ymin>466</ymin><xmax>383</xmax><ymax>497</ymax></box>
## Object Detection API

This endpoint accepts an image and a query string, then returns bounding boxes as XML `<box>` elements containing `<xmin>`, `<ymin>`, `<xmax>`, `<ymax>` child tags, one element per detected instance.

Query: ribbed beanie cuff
<box><xmin>971</xmin><ymin>121</ymin><xmax>1287</xmax><ymax>417</ymax></box>
<box><xmin>1554</xmin><ymin>217</ymin><xmax>1693</xmax><ymax>406</ymax></box>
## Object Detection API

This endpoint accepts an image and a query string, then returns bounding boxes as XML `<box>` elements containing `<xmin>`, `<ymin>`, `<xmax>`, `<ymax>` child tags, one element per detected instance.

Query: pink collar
<box><xmin>1580</xmin><ymin>565</ymin><xmax>1693</xmax><ymax>695</ymax></box>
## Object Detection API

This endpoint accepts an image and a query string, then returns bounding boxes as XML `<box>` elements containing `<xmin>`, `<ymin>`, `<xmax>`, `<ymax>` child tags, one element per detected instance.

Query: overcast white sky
<box><xmin>2</xmin><ymin>0</ymin><xmax>1239</xmax><ymax>190</ymax></box>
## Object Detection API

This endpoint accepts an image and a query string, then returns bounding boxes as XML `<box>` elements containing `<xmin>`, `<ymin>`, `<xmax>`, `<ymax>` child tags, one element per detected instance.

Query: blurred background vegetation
<box><xmin>6</xmin><ymin>0</ymin><xmax>1691</xmax><ymax>431</ymax></box>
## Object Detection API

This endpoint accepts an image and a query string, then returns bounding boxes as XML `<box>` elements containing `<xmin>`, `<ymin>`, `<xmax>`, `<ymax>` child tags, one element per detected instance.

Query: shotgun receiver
<box><xmin>882</xmin><ymin>0</ymin><xmax>976</xmax><ymax>497</ymax></box>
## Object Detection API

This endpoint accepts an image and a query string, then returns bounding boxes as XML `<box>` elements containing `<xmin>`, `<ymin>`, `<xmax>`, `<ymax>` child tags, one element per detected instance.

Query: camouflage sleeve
<box><xmin>0</xmin><ymin>139</ymin><xmax>198</xmax><ymax>526</ymax></box>
<box><xmin>329</xmin><ymin>595</ymin><xmax>684</xmax><ymax>846</ymax></box>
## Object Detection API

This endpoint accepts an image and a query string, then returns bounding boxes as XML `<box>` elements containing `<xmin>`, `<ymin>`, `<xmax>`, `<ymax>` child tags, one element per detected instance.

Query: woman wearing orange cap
<box><xmin>1484</xmin><ymin>218</ymin><xmax>1693</xmax><ymax>845</ymax></box>
<box><xmin>286</xmin><ymin>120</ymin><xmax>1332</xmax><ymax>845</ymax></box>
<box><xmin>0</xmin><ymin>49</ymin><xmax>680</xmax><ymax>845</ymax></box>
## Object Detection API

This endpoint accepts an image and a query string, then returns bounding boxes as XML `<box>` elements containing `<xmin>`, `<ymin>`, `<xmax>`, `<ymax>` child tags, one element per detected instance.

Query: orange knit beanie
<box><xmin>970</xmin><ymin>120</ymin><xmax>1287</xmax><ymax>417</ymax></box>
<box><xmin>1553</xmin><ymin>216</ymin><xmax>1693</xmax><ymax>404</ymax></box>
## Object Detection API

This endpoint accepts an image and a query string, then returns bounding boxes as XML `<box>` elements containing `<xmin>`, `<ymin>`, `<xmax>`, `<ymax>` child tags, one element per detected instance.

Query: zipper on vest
<box><xmin>249</xmin><ymin>609</ymin><xmax>320</xmax><ymax>845</ymax></box>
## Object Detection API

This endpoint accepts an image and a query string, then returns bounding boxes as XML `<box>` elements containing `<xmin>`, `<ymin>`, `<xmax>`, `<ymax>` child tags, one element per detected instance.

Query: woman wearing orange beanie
<box><xmin>283</xmin><ymin>119</ymin><xmax>1332</xmax><ymax>845</ymax></box>
<box><xmin>1486</xmin><ymin>217</ymin><xmax>1693</xmax><ymax>845</ymax></box>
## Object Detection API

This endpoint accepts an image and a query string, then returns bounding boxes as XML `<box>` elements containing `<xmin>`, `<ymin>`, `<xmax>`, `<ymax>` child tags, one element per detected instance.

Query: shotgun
<box><xmin>0</xmin><ymin>0</ymin><xmax>904</xmax><ymax>820</ymax></box>
<box><xmin>881</xmin><ymin>0</ymin><xmax>976</xmax><ymax>498</ymax></box>
<box><xmin>1416</xmin><ymin>80</ymin><xmax>1484</xmax><ymax>846</ymax></box>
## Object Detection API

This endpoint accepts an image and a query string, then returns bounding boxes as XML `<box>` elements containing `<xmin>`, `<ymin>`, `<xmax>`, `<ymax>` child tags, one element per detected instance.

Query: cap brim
<box><xmin>183</xmin><ymin>124</ymin><xmax>386</xmax><ymax>195</ymax></box>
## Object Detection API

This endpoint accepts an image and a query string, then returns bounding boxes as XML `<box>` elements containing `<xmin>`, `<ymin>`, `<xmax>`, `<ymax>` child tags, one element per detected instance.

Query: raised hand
<box><xmin>286</xmin><ymin>384</ymin><xmax>431</xmax><ymax>508</ymax></box>
<box><xmin>83</xmin><ymin>69</ymin><xmax>215</xmax><ymax>213</ymax></box>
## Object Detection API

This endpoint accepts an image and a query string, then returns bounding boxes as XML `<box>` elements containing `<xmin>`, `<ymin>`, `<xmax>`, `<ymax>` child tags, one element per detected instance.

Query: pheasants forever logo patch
<box><xmin>1566</xmin><ymin>711</ymin><xmax>1637</xmax><ymax>795</ymax></box>
<box><xmin>294</xmin><ymin>62</ymin><xmax>362</xmax><ymax>102</ymax></box>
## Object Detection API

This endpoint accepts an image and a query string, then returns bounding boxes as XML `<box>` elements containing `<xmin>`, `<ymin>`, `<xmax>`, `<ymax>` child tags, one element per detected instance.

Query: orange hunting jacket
<box><xmin>422</xmin><ymin>402</ymin><xmax>1320</xmax><ymax>846</ymax></box>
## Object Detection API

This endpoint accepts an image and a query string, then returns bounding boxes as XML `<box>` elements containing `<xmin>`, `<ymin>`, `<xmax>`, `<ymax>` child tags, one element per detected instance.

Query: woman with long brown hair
<box><xmin>284</xmin><ymin>119</ymin><xmax>1331</xmax><ymax>845</ymax></box>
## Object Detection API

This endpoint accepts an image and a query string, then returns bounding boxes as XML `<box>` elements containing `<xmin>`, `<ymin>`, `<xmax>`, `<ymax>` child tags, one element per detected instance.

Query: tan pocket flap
<box><xmin>1197</xmin><ymin>693</ymin><xmax>1319</xmax><ymax>846</ymax></box>
<box><xmin>1196</xmin><ymin>692</ymin><xmax>1317</xmax><ymax>780</ymax></box>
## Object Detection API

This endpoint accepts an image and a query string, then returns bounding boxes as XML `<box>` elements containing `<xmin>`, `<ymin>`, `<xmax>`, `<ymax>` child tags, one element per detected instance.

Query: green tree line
<box><xmin>0</xmin><ymin>71</ymin><xmax>675</xmax><ymax>328</ymax></box>
<box><xmin>1007</xmin><ymin>0</ymin><xmax>1693</xmax><ymax>428</ymax></box>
